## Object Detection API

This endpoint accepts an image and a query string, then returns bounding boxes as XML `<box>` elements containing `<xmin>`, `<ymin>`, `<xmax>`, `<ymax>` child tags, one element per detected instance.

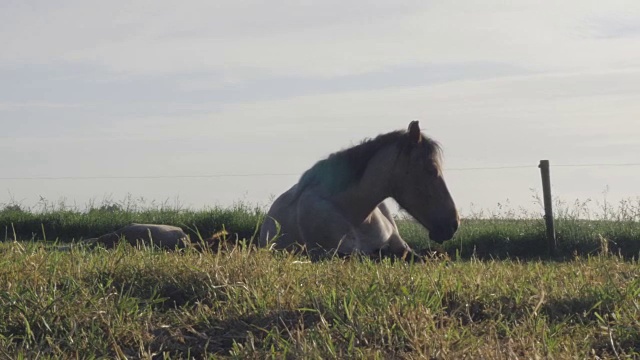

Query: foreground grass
<box><xmin>0</xmin><ymin>242</ymin><xmax>638</xmax><ymax>359</ymax></box>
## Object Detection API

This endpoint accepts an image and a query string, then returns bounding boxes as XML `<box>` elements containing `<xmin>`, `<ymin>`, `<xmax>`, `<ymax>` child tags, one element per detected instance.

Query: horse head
<box><xmin>391</xmin><ymin>121</ymin><xmax>459</xmax><ymax>242</ymax></box>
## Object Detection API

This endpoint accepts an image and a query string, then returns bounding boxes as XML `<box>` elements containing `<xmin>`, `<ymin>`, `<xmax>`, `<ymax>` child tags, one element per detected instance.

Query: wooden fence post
<box><xmin>538</xmin><ymin>160</ymin><xmax>556</xmax><ymax>255</ymax></box>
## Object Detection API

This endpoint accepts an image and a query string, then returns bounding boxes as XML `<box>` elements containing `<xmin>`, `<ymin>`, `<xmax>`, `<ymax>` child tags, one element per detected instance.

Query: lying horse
<box><xmin>83</xmin><ymin>223</ymin><xmax>190</xmax><ymax>249</ymax></box>
<box><xmin>82</xmin><ymin>223</ymin><xmax>229</xmax><ymax>250</ymax></box>
<box><xmin>259</xmin><ymin>121</ymin><xmax>459</xmax><ymax>260</ymax></box>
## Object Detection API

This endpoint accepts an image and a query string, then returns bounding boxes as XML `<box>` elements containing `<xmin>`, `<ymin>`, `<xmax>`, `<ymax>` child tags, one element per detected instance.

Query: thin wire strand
<box><xmin>0</xmin><ymin>174</ymin><xmax>300</xmax><ymax>180</ymax></box>
<box><xmin>1</xmin><ymin>163</ymin><xmax>639</xmax><ymax>180</ymax></box>
<box><xmin>553</xmin><ymin>163</ymin><xmax>640</xmax><ymax>168</ymax></box>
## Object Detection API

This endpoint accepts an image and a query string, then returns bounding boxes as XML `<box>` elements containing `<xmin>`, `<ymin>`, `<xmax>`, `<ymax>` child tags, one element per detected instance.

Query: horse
<box><xmin>258</xmin><ymin>121</ymin><xmax>459</xmax><ymax>261</ymax></box>
<box><xmin>82</xmin><ymin>223</ymin><xmax>190</xmax><ymax>249</ymax></box>
<box><xmin>45</xmin><ymin>224</ymin><xmax>232</xmax><ymax>252</ymax></box>
<box><xmin>81</xmin><ymin>223</ymin><xmax>229</xmax><ymax>251</ymax></box>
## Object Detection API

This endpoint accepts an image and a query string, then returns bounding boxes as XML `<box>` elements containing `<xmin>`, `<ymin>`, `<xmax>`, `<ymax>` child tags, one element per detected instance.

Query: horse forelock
<box><xmin>297</xmin><ymin>128</ymin><xmax>442</xmax><ymax>194</ymax></box>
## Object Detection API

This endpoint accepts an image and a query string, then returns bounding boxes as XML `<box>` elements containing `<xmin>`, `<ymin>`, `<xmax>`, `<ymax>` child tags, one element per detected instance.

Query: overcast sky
<box><xmin>1</xmin><ymin>0</ymin><xmax>639</xmax><ymax>216</ymax></box>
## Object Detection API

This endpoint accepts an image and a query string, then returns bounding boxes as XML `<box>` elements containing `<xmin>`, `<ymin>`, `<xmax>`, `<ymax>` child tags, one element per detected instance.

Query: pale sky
<box><xmin>1</xmin><ymin>0</ymin><xmax>639</xmax><ymax>216</ymax></box>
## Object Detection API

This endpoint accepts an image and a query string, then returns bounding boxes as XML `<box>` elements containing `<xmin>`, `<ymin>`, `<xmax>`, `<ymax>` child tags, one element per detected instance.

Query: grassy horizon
<box><xmin>1</xmin><ymin>196</ymin><xmax>639</xmax><ymax>260</ymax></box>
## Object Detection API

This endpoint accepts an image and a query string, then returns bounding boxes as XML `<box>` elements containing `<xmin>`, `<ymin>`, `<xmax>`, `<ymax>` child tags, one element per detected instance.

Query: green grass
<box><xmin>399</xmin><ymin>217</ymin><xmax>640</xmax><ymax>260</ymax></box>
<box><xmin>0</xmin><ymin>202</ymin><xmax>263</xmax><ymax>245</ymax></box>
<box><xmin>0</xmin><ymin>242</ymin><xmax>638</xmax><ymax>358</ymax></box>
<box><xmin>2</xmin><ymin>198</ymin><xmax>640</xmax><ymax>260</ymax></box>
<box><xmin>0</xmin><ymin>200</ymin><xmax>638</xmax><ymax>357</ymax></box>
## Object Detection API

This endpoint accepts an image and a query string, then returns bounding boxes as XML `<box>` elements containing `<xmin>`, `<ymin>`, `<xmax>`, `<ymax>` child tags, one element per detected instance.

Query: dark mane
<box><xmin>297</xmin><ymin>129</ymin><xmax>442</xmax><ymax>194</ymax></box>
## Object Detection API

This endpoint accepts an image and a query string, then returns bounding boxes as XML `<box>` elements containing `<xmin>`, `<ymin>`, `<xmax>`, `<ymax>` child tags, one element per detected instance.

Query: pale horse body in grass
<box><xmin>259</xmin><ymin>121</ymin><xmax>459</xmax><ymax>260</ymax></box>
<box><xmin>83</xmin><ymin>223</ymin><xmax>190</xmax><ymax>249</ymax></box>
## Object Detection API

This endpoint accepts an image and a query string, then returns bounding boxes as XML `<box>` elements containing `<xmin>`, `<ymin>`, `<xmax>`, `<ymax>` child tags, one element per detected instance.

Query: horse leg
<box><xmin>385</xmin><ymin>234</ymin><xmax>424</xmax><ymax>263</ymax></box>
<box><xmin>376</xmin><ymin>203</ymin><xmax>423</xmax><ymax>262</ymax></box>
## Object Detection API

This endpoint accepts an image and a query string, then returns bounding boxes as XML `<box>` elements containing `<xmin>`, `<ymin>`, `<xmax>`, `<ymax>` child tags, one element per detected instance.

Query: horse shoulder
<box><xmin>295</xmin><ymin>189</ymin><xmax>355</xmax><ymax>250</ymax></box>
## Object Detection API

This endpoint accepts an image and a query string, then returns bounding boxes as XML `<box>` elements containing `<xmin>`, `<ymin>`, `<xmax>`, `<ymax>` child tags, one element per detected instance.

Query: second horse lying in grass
<box><xmin>83</xmin><ymin>223</ymin><xmax>229</xmax><ymax>251</ymax></box>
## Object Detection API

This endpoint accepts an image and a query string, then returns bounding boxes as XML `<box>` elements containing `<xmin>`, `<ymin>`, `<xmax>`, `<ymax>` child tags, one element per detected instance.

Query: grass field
<box><xmin>0</xmin><ymin>242</ymin><xmax>638</xmax><ymax>359</ymax></box>
<box><xmin>0</xmin><ymin>200</ymin><xmax>638</xmax><ymax>358</ymax></box>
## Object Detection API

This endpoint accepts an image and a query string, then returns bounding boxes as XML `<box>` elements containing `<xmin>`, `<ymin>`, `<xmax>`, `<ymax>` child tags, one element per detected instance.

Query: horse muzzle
<box><xmin>428</xmin><ymin>219</ymin><xmax>459</xmax><ymax>243</ymax></box>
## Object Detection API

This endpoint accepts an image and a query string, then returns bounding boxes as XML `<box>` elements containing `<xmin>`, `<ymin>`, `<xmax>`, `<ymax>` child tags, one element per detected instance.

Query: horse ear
<box><xmin>408</xmin><ymin>121</ymin><xmax>422</xmax><ymax>144</ymax></box>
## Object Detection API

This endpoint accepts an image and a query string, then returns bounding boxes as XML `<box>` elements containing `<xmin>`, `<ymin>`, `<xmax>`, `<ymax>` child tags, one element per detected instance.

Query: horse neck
<box><xmin>331</xmin><ymin>145</ymin><xmax>397</xmax><ymax>224</ymax></box>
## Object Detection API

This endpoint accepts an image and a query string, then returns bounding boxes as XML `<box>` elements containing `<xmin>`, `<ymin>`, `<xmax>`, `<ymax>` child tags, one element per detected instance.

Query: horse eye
<box><xmin>424</xmin><ymin>162</ymin><xmax>439</xmax><ymax>176</ymax></box>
